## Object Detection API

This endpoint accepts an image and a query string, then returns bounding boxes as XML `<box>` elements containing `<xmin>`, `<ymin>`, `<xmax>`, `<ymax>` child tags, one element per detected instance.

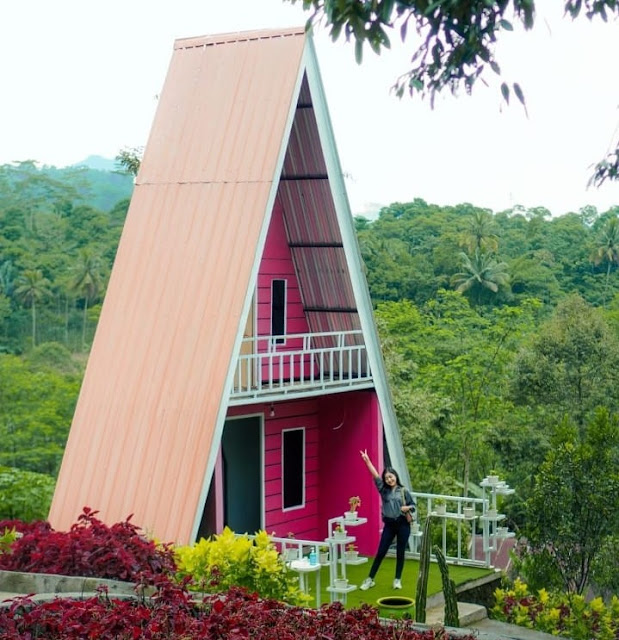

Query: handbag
<box><xmin>401</xmin><ymin>487</ymin><xmax>413</xmax><ymax>523</ymax></box>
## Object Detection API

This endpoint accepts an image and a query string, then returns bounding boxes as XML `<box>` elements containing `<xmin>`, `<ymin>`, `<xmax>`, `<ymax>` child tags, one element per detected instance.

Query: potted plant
<box><xmin>410</xmin><ymin>521</ymin><xmax>420</xmax><ymax>534</ymax></box>
<box><xmin>284</xmin><ymin>532</ymin><xmax>298</xmax><ymax>561</ymax></box>
<box><xmin>463</xmin><ymin>502</ymin><xmax>475</xmax><ymax>518</ymax></box>
<box><xmin>486</xmin><ymin>506</ymin><xmax>498</xmax><ymax>519</ymax></box>
<box><xmin>318</xmin><ymin>545</ymin><xmax>330</xmax><ymax>564</ymax></box>
<box><xmin>333</xmin><ymin>577</ymin><xmax>348</xmax><ymax>589</ymax></box>
<box><xmin>344</xmin><ymin>496</ymin><xmax>361</xmax><ymax>521</ymax></box>
<box><xmin>496</xmin><ymin>526</ymin><xmax>509</xmax><ymax>537</ymax></box>
<box><xmin>345</xmin><ymin>543</ymin><xmax>358</xmax><ymax>561</ymax></box>
<box><xmin>333</xmin><ymin>523</ymin><xmax>347</xmax><ymax>540</ymax></box>
<box><xmin>434</xmin><ymin>497</ymin><xmax>446</xmax><ymax>515</ymax></box>
<box><xmin>486</xmin><ymin>470</ymin><xmax>500</xmax><ymax>484</ymax></box>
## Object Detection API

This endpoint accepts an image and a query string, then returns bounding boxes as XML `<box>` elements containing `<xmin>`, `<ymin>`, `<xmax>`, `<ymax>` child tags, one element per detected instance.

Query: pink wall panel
<box><xmin>268</xmin><ymin>515</ymin><xmax>317</xmax><ymax>539</ymax></box>
<box><xmin>317</xmin><ymin>391</ymin><xmax>383</xmax><ymax>555</ymax></box>
<box><xmin>264</xmin><ymin>483</ymin><xmax>319</xmax><ymax>512</ymax></box>
<box><xmin>264</xmin><ymin>443</ymin><xmax>318</xmax><ymax>467</ymax></box>
<box><xmin>261</xmin><ymin>396</ymin><xmax>322</xmax><ymax>539</ymax></box>
<box><xmin>256</xmin><ymin>199</ymin><xmax>312</xmax><ymax>382</ymax></box>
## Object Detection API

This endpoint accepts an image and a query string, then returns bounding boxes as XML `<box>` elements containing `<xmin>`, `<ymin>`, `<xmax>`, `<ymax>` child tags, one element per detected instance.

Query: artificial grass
<box><xmin>301</xmin><ymin>556</ymin><xmax>493</xmax><ymax>615</ymax></box>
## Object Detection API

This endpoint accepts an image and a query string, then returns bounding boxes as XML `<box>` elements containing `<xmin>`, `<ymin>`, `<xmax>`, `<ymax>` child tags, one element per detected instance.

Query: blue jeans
<box><xmin>368</xmin><ymin>517</ymin><xmax>410</xmax><ymax>580</ymax></box>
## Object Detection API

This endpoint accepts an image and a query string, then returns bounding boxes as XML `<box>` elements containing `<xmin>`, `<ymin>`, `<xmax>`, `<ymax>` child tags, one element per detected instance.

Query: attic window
<box><xmin>282</xmin><ymin>428</ymin><xmax>304</xmax><ymax>510</ymax></box>
<box><xmin>271</xmin><ymin>279</ymin><xmax>287</xmax><ymax>345</ymax></box>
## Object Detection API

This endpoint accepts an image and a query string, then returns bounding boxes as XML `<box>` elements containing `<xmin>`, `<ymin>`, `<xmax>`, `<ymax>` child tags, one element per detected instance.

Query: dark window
<box><xmin>271</xmin><ymin>279</ymin><xmax>286</xmax><ymax>344</ymax></box>
<box><xmin>282</xmin><ymin>428</ymin><xmax>304</xmax><ymax>509</ymax></box>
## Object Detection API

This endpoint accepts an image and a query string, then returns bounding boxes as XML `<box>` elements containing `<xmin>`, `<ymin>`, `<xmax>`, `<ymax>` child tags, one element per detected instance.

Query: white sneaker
<box><xmin>360</xmin><ymin>578</ymin><xmax>375</xmax><ymax>591</ymax></box>
<box><xmin>393</xmin><ymin>579</ymin><xmax>402</xmax><ymax>589</ymax></box>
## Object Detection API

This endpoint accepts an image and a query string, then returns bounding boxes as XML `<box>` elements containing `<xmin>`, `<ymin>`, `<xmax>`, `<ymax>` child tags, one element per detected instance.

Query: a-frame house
<box><xmin>49</xmin><ymin>27</ymin><xmax>409</xmax><ymax>555</ymax></box>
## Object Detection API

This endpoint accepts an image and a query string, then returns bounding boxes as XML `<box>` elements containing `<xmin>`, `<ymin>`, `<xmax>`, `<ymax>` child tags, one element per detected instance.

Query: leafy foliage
<box><xmin>512</xmin><ymin>295</ymin><xmax>619</xmax><ymax>430</ymax></box>
<box><xmin>517</xmin><ymin>409</ymin><xmax>619</xmax><ymax>595</ymax></box>
<box><xmin>175</xmin><ymin>527</ymin><xmax>309</xmax><ymax>606</ymax></box>
<box><xmin>0</xmin><ymin>585</ymin><xmax>477</xmax><ymax>640</ymax></box>
<box><xmin>0</xmin><ymin>352</ymin><xmax>80</xmax><ymax>475</ymax></box>
<box><xmin>0</xmin><ymin>507</ymin><xmax>177</xmax><ymax>585</ymax></box>
<box><xmin>492</xmin><ymin>578</ymin><xmax>619</xmax><ymax>640</ymax></box>
<box><xmin>289</xmin><ymin>1</ymin><xmax>619</xmax><ymax>183</ymax></box>
<box><xmin>0</xmin><ymin>466</ymin><xmax>55</xmax><ymax>522</ymax></box>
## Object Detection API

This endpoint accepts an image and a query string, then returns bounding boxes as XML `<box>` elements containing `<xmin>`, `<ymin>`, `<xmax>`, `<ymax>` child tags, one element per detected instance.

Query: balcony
<box><xmin>229</xmin><ymin>330</ymin><xmax>374</xmax><ymax>405</ymax></box>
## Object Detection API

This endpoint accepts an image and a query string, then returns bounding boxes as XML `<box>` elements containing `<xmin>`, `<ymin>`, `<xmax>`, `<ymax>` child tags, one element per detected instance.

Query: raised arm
<box><xmin>360</xmin><ymin>449</ymin><xmax>380</xmax><ymax>479</ymax></box>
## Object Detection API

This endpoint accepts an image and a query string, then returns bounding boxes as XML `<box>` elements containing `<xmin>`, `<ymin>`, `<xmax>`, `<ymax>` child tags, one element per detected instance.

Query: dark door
<box><xmin>222</xmin><ymin>416</ymin><xmax>262</xmax><ymax>534</ymax></box>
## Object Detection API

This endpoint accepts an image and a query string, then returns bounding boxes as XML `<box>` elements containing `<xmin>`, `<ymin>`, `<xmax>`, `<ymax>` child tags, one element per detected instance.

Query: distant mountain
<box><xmin>71</xmin><ymin>155</ymin><xmax>118</xmax><ymax>172</ymax></box>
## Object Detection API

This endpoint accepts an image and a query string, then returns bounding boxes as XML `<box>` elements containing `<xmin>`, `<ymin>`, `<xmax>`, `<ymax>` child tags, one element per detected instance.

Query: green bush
<box><xmin>175</xmin><ymin>527</ymin><xmax>309</xmax><ymax>606</ymax></box>
<box><xmin>0</xmin><ymin>466</ymin><xmax>55</xmax><ymax>521</ymax></box>
<box><xmin>492</xmin><ymin>578</ymin><xmax>619</xmax><ymax>640</ymax></box>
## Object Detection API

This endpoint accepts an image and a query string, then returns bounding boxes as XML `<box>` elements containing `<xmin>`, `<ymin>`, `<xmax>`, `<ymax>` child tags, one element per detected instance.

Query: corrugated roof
<box><xmin>50</xmin><ymin>29</ymin><xmax>306</xmax><ymax>543</ymax></box>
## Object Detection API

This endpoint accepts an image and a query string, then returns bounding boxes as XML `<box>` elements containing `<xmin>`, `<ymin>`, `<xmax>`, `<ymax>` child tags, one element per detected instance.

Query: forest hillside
<box><xmin>0</xmin><ymin>162</ymin><xmax>617</xmax><ymax>597</ymax></box>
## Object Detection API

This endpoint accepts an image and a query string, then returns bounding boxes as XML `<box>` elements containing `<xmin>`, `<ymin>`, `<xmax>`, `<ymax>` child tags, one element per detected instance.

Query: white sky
<box><xmin>1</xmin><ymin>0</ymin><xmax>618</xmax><ymax>218</ymax></box>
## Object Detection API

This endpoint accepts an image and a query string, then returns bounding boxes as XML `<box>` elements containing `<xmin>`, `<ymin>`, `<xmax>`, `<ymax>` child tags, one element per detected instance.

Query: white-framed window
<box><xmin>282</xmin><ymin>427</ymin><xmax>305</xmax><ymax>510</ymax></box>
<box><xmin>271</xmin><ymin>279</ymin><xmax>286</xmax><ymax>345</ymax></box>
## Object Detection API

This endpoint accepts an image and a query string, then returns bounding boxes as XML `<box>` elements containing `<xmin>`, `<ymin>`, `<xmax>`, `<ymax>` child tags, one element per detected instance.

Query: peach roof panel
<box><xmin>49</xmin><ymin>29</ymin><xmax>306</xmax><ymax>543</ymax></box>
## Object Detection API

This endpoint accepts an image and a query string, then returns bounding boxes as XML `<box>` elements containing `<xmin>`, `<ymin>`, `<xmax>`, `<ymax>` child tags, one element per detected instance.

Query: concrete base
<box><xmin>425</xmin><ymin>601</ymin><xmax>488</xmax><ymax>627</ymax></box>
<box><xmin>0</xmin><ymin>569</ymin><xmax>138</xmax><ymax>607</ymax></box>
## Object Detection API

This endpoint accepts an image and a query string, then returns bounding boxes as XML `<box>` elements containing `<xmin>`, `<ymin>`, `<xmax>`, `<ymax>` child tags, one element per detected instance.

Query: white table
<box><xmin>288</xmin><ymin>559</ymin><xmax>322</xmax><ymax>607</ymax></box>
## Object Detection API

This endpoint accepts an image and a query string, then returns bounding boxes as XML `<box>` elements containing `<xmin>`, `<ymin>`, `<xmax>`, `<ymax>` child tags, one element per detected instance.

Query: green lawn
<box><xmin>301</xmin><ymin>557</ymin><xmax>493</xmax><ymax>616</ymax></box>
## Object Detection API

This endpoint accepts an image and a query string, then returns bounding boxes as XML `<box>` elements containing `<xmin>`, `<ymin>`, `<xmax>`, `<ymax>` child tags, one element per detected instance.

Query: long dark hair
<box><xmin>382</xmin><ymin>467</ymin><xmax>403</xmax><ymax>487</ymax></box>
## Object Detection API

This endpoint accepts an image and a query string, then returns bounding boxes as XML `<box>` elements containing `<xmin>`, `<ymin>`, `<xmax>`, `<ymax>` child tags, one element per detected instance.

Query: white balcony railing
<box><xmin>230</xmin><ymin>330</ymin><xmax>373</xmax><ymax>402</ymax></box>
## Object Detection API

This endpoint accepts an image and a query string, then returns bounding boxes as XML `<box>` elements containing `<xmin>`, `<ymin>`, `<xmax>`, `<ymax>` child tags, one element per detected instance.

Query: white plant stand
<box><xmin>288</xmin><ymin>558</ymin><xmax>322</xmax><ymax>607</ymax></box>
<box><xmin>480</xmin><ymin>477</ymin><xmax>516</xmax><ymax>565</ymax></box>
<box><xmin>325</xmin><ymin>516</ymin><xmax>368</xmax><ymax>604</ymax></box>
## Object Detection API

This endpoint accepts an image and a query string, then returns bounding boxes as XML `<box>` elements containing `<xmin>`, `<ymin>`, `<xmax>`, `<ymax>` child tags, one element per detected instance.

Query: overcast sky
<box><xmin>1</xmin><ymin>0</ymin><xmax>618</xmax><ymax>218</ymax></box>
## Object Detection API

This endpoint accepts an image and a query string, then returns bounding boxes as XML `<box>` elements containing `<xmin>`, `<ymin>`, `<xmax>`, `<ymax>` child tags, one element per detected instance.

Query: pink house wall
<box><xmin>317</xmin><ymin>392</ymin><xmax>383</xmax><ymax>555</ymax></box>
<box><xmin>258</xmin><ymin>199</ymin><xmax>309</xmax><ymax>337</ymax></box>
<box><xmin>227</xmin><ymin>390</ymin><xmax>383</xmax><ymax>555</ymax></box>
<box><xmin>227</xmin><ymin>399</ymin><xmax>320</xmax><ymax>539</ymax></box>
<box><xmin>257</xmin><ymin>200</ymin><xmax>311</xmax><ymax>381</ymax></box>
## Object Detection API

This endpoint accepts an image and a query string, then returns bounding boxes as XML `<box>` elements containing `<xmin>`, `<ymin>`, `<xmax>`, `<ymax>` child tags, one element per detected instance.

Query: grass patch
<box><xmin>300</xmin><ymin>557</ymin><xmax>493</xmax><ymax>615</ymax></box>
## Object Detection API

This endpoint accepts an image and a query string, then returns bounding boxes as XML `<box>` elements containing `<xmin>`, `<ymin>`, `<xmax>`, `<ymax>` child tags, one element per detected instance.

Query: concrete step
<box><xmin>425</xmin><ymin>601</ymin><xmax>488</xmax><ymax>626</ymax></box>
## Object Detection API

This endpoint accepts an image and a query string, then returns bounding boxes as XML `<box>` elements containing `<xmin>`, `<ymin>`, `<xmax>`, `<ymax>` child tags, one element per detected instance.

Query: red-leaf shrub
<box><xmin>0</xmin><ymin>507</ymin><xmax>176</xmax><ymax>584</ymax></box>
<box><xmin>0</xmin><ymin>585</ymin><xmax>477</xmax><ymax>640</ymax></box>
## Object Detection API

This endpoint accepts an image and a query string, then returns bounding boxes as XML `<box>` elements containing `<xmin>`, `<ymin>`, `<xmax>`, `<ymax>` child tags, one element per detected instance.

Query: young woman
<box><xmin>359</xmin><ymin>448</ymin><xmax>415</xmax><ymax>590</ymax></box>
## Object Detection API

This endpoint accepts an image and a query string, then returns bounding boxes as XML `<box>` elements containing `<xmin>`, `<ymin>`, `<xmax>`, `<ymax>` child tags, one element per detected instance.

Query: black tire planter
<box><xmin>376</xmin><ymin>596</ymin><xmax>415</xmax><ymax>610</ymax></box>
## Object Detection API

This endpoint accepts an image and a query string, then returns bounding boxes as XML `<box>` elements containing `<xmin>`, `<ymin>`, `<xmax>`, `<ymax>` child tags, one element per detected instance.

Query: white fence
<box><xmin>231</xmin><ymin>330</ymin><xmax>373</xmax><ymax>401</ymax></box>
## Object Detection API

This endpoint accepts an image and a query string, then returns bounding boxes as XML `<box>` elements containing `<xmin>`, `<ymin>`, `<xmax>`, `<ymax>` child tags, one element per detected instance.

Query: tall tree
<box><xmin>592</xmin><ymin>215</ymin><xmax>619</xmax><ymax>307</ymax></box>
<box><xmin>13</xmin><ymin>269</ymin><xmax>52</xmax><ymax>348</ymax></box>
<box><xmin>452</xmin><ymin>250</ymin><xmax>509</xmax><ymax>306</ymax></box>
<box><xmin>461</xmin><ymin>210</ymin><xmax>499</xmax><ymax>254</ymax></box>
<box><xmin>513</xmin><ymin>294</ymin><xmax>619</xmax><ymax>431</ymax></box>
<box><xmin>71</xmin><ymin>248</ymin><xmax>103</xmax><ymax>350</ymax></box>
<box><xmin>521</xmin><ymin>408</ymin><xmax>619</xmax><ymax>595</ymax></box>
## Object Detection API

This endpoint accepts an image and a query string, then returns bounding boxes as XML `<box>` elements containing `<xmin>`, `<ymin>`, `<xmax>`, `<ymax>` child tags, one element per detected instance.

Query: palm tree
<box><xmin>462</xmin><ymin>210</ymin><xmax>499</xmax><ymax>254</ymax></box>
<box><xmin>14</xmin><ymin>269</ymin><xmax>52</xmax><ymax>347</ymax></box>
<box><xmin>452</xmin><ymin>250</ymin><xmax>509</xmax><ymax>305</ymax></box>
<box><xmin>72</xmin><ymin>248</ymin><xmax>103</xmax><ymax>350</ymax></box>
<box><xmin>592</xmin><ymin>216</ymin><xmax>619</xmax><ymax>307</ymax></box>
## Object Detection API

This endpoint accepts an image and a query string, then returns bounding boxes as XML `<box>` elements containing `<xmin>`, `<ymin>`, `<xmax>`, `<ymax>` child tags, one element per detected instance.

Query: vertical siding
<box><xmin>49</xmin><ymin>29</ymin><xmax>307</xmax><ymax>544</ymax></box>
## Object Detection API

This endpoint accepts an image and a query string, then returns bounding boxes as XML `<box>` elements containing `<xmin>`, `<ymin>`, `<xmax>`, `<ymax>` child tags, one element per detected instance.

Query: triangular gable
<box><xmin>50</xmin><ymin>27</ymin><xmax>408</xmax><ymax>544</ymax></box>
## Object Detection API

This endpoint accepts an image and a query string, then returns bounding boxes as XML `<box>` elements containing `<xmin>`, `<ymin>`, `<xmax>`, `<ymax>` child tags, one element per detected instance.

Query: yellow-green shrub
<box><xmin>492</xmin><ymin>578</ymin><xmax>619</xmax><ymax>640</ymax></box>
<box><xmin>0</xmin><ymin>527</ymin><xmax>17</xmax><ymax>553</ymax></box>
<box><xmin>175</xmin><ymin>528</ymin><xmax>309</xmax><ymax>606</ymax></box>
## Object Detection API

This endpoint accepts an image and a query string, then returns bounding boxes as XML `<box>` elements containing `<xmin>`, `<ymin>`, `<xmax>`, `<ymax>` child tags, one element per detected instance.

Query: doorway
<box><xmin>221</xmin><ymin>415</ymin><xmax>262</xmax><ymax>534</ymax></box>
